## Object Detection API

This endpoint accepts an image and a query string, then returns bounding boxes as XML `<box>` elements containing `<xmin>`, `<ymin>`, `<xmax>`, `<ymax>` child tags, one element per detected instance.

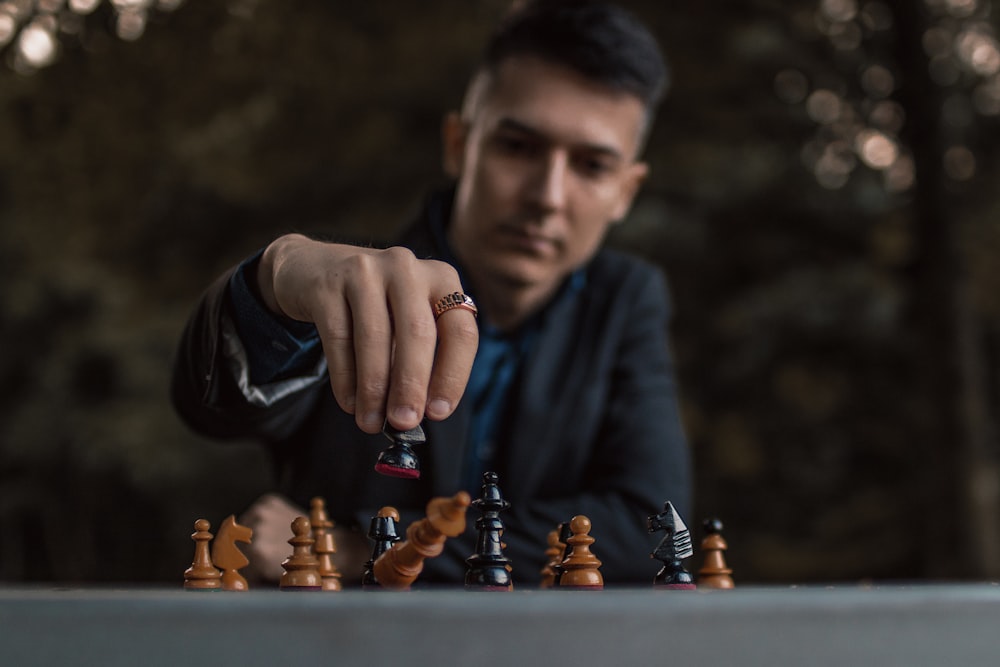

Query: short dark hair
<box><xmin>481</xmin><ymin>0</ymin><xmax>670</xmax><ymax>114</ymax></box>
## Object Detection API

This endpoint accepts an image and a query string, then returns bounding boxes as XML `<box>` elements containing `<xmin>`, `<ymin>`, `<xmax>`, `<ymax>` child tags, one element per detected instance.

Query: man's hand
<box><xmin>238</xmin><ymin>493</ymin><xmax>370</xmax><ymax>585</ymax></box>
<box><xmin>257</xmin><ymin>233</ymin><xmax>479</xmax><ymax>434</ymax></box>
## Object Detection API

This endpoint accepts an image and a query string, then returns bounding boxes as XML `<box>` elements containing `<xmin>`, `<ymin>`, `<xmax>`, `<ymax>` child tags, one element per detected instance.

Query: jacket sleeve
<box><xmin>170</xmin><ymin>263</ymin><xmax>325</xmax><ymax>442</ymax></box>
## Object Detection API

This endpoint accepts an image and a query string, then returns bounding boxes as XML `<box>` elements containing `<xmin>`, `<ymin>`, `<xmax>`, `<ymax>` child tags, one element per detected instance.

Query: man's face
<box><xmin>444</xmin><ymin>55</ymin><xmax>649</xmax><ymax>300</ymax></box>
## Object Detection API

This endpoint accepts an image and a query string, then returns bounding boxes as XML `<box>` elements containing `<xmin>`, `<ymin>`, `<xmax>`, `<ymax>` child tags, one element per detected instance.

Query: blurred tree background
<box><xmin>1</xmin><ymin>0</ymin><xmax>999</xmax><ymax>583</ymax></box>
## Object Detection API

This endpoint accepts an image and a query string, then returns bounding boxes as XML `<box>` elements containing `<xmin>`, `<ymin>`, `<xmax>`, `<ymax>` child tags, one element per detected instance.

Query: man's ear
<box><xmin>441</xmin><ymin>111</ymin><xmax>467</xmax><ymax>178</ymax></box>
<box><xmin>611</xmin><ymin>161</ymin><xmax>650</xmax><ymax>222</ymax></box>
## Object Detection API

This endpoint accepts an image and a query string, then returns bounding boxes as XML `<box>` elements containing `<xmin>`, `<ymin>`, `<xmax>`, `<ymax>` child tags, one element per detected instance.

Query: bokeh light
<box><xmin>821</xmin><ymin>0</ymin><xmax>858</xmax><ymax>22</ymax></box>
<box><xmin>0</xmin><ymin>0</ymin><xmax>184</xmax><ymax>71</ymax></box>
<box><xmin>68</xmin><ymin>0</ymin><xmax>101</xmax><ymax>12</ymax></box>
<box><xmin>774</xmin><ymin>68</ymin><xmax>810</xmax><ymax>104</ymax></box>
<box><xmin>922</xmin><ymin>26</ymin><xmax>953</xmax><ymax>58</ymax></box>
<box><xmin>929</xmin><ymin>54</ymin><xmax>962</xmax><ymax>86</ymax></box>
<box><xmin>813</xmin><ymin>140</ymin><xmax>857</xmax><ymax>189</ymax></box>
<box><xmin>943</xmin><ymin>145</ymin><xmax>977</xmax><ymax>180</ymax></box>
<box><xmin>827</xmin><ymin>19</ymin><xmax>863</xmax><ymax>50</ymax></box>
<box><xmin>807</xmin><ymin>89</ymin><xmax>844</xmax><ymax>124</ymax></box>
<box><xmin>942</xmin><ymin>0</ymin><xmax>979</xmax><ymax>19</ymax></box>
<box><xmin>955</xmin><ymin>26</ymin><xmax>1000</xmax><ymax>76</ymax></box>
<box><xmin>855</xmin><ymin>129</ymin><xmax>899</xmax><ymax>170</ymax></box>
<box><xmin>115</xmin><ymin>7</ymin><xmax>146</xmax><ymax>40</ymax></box>
<box><xmin>860</xmin><ymin>1</ymin><xmax>893</xmax><ymax>31</ymax></box>
<box><xmin>860</xmin><ymin>64</ymin><xmax>895</xmax><ymax>98</ymax></box>
<box><xmin>869</xmin><ymin>100</ymin><xmax>906</xmax><ymax>133</ymax></box>
<box><xmin>883</xmin><ymin>154</ymin><xmax>916</xmax><ymax>192</ymax></box>
<box><xmin>0</xmin><ymin>11</ymin><xmax>16</xmax><ymax>46</ymax></box>
<box><xmin>972</xmin><ymin>75</ymin><xmax>1000</xmax><ymax>115</ymax></box>
<box><xmin>16</xmin><ymin>21</ymin><xmax>56</xmax><ymax>68</ymax></box>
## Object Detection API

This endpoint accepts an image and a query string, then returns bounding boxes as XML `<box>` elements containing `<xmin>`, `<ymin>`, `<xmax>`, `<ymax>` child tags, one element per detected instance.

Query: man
<box><xmin>172</xmin><ymin>0</ymin><xmax>690</xmax><ymax>585</ymax></box>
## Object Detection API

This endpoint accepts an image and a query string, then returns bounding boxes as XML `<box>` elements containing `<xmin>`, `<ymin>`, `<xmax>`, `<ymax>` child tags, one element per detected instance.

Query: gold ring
<box><xmin>433</xmin><ymin>292</ymin><xmax>478</xmax><ymax>320</ymax></box>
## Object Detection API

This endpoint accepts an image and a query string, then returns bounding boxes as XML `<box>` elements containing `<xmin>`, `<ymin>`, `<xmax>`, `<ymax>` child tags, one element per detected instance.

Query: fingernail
<box><xmin>361</xmin><ymin>412</ymin><xmax>383</xmax><ymax>428</ymax></box>
<box><xmin>426</xmin><ymin>399</ymin><xmax>451</xmax><ymax>418</ymax></box>
<box><xmin>391</xmin><ymin>406</ymin><xmax>419</xmax><ymax>426</ymax></box>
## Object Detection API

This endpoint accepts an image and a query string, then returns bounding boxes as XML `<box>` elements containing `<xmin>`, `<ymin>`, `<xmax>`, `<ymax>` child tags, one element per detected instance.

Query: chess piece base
<box><xmin>375</xmin><ymin>442</ymin><xmax>420</xmax><ymax>479</ymax></box>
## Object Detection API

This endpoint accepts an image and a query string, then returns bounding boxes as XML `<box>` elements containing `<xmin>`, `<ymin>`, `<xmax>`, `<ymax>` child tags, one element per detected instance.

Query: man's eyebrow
<box><xmin>495</xmin><ymin>117</ymin><xmax>625</xmax><ymax>160</ymax></box>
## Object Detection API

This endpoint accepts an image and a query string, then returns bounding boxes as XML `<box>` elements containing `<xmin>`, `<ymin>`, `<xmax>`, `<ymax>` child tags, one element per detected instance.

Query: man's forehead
<box><xmin>466</xmin><ymin>56</ymin><xmax>646</xmax><ymax>155</ymax></box>
<box><xmin>493</xmin><ymin>117</ymin><xmax>627</xmax><ymax>160</ymax></box>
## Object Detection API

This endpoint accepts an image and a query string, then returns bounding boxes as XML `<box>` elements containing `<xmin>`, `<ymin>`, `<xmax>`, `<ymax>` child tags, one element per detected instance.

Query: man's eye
<box><xmin>496</xmin><ymin>135</ymin><xmax>535</xmax><ymax>155</ymax></box>
<box><xmin>577</xmin><ymin>157</ymin><xmax>614</xmax><ymax>177</ymax></box>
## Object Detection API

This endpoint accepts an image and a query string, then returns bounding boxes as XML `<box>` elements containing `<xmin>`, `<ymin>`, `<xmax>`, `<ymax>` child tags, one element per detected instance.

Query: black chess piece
<box><xmin>552</xmin><ymin>520</ymin><xmax>573</xmax><ymax>586</ymax></box>
<box><xmin>465</xmin><ymin>472</ymin><xmax>513</xmax><ymax>591</ymax></box>
<box><xmin>647</xmin><ymin>500</ymin><xmax>696</xmax><ymax>590</ymax></box>
<box><xmin>375</xmin><ymin>421</ymin><xmax>423</xmax><ymax>479</ymax></box>
<box><xmin>362</xmin><ymin>507</ymin><xmax>401</xmax><ymax>588</ymax></box>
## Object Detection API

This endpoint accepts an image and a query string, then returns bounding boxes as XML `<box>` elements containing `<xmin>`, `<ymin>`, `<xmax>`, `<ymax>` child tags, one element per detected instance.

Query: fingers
<box><xmin>345</xmin><ymin>261</ymin><xmax>395</xmax><ymax>433</ymax></box>
<box><xmin>352</xmin><ymin>252</ymin><xmax>477</xmax><ymax>432</ymax></box>
<box><xmin>425</xmin><ymin>304</ymin><xmax>479</xmax><ymax>420</ymax></box>
<box><xmin>311</xmin><ymin>252</ymin><xmax>394</xmax><ymax>433</ymax></box>
<box><xmin>317</xmin><ymin>292</ymin><xmax>358</xmax><ymax>417</ymax></box>
<box><xmin>273</xmin><ymin>239</ymin><xmax>477</xmax><ymax>432</ymax></box>
<box><xmin>384</xmin><ymin>273</ymin><xmax>440</xmax><ymax>430</ymax></box>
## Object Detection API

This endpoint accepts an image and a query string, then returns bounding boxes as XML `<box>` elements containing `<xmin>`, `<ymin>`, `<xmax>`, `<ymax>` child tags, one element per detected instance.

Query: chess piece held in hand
<box><xmin>375</xmin><ymin>421</ymin><xmax>423</xmax><ymax>479</ymax></box>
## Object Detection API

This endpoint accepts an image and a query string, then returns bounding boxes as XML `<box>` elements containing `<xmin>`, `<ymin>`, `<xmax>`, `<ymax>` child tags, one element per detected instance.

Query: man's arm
<box><xmin>171</xmin><ymin>233</ymin><xmax>480</xmax><ymax>439</ymax></box>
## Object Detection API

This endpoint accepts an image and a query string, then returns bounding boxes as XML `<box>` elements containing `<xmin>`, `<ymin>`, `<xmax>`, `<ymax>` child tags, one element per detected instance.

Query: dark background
<box><xmin>2</xmin><ymin>0</ymin><xmax>1000</xmax><ymax>584</ymax></box>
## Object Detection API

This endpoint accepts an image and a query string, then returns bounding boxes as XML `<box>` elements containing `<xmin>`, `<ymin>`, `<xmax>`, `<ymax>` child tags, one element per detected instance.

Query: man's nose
<box><xmin>529</xmin><ymin>151</ymin><xmax>569</xmax><ymax>212</ymax></box>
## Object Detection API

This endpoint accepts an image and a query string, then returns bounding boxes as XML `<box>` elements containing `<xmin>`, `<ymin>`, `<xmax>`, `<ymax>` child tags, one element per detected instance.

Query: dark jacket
<box><xmin>171</xmin><ymin>194</ymin><xmax>691</xmax><ymax>585</ymax></box>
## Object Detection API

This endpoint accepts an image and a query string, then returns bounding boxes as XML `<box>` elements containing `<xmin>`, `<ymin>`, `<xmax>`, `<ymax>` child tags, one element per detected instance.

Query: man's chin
<box><xmin>480</xmin><ymin>256</ymin><xmax>549</xmax><ymax>286</ymax></box>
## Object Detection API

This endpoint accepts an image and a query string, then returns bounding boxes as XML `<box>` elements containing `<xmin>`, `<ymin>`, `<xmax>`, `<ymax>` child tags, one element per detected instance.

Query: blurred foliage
<box><xmin>1</xmin><ymin>0</ymin><xmax>1000</xmax><ymax>583</ymax></box>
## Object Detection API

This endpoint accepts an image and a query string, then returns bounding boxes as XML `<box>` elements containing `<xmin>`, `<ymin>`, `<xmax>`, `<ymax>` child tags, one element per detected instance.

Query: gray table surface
<box><xmin>2</xmin><ymin>583</ymin><xmax>1000</xmax><ymax>666</ymax></box>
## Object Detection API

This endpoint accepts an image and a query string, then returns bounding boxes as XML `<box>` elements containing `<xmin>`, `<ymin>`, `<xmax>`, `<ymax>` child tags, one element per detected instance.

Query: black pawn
<box><xmin>647</xmin><ymin>500</ymin><xmax>696</xmax><ymax>590</ymax></box>
<box><xmin>362</xmin><ymin>507</ymin><xmax>401</xmax><ymax>588</ymax></box>
<box><xmin>465</xmin><ymin>472</ymin><xmax>513</xmax><ymax>591</ymax></box>
<box><xmin>552</xmin><ymin>521</ymin><xmax>573</xmax><ymax>586</ymax></box>
<box><xmin>375</xmin><ymin>422</ymin><xmax>423</xmax><ymax>479</ymax></box>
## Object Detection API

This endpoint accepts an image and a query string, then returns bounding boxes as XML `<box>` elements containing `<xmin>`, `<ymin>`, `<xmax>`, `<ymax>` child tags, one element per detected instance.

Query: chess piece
<box><xmin>552</xmin><ymin>521</ymin><xmax>573</xmax><ymax>586</ymax></box>
<box><xmin>363</xmin><ymin>506</ymin><xmax>401</xmax><ymax>588</ymax></box>
<box><xmin>184</xmin><ymin>518</ymin><xmax>222</xmax><ymax>590</ymax></box>
<box><xmin>647</xmin><ymin>501</ymin><xmax>696</xmax><ymax>590</ymax></box>
<box><xmin>210</xmin><ymin>514</ymin><xmax>253</xmax><ymax>591</ymax></box>
<box><xmin>465</xmin><ymin>472</ymin><xmax>513</xmax><ymax>591</ymax></box>
<box><xmin>279</xmin><ymin>516</ymin><xmax>322</xmax><ymax>591</ymax></box>
<box><xmin>375</xmin><ymin>421</ymin><xmax>423</xmax><ymax>479</ymax></box>
<box><xmin>557</xmin><ymin>515</ymin><xmax>603</xmax><ymax>590</ymax></box>
<box><xmin>539</xmin><ymin>528</ymin><xmax>563</xmax><ymax>589</ymax></box>
<box><xmin>373</xmin><ymin>492</ymin><xmax>471</xmax><ymax>590</ymax></box>
<box><xmin>310</xmin><ymin>497</ymin><xmax>343</xmax><ymax>592</ymax></box>
<box><xmin>697</xmin><ymin>517</ymin><xmax>734</xmax><ymax>589</ymax></box>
